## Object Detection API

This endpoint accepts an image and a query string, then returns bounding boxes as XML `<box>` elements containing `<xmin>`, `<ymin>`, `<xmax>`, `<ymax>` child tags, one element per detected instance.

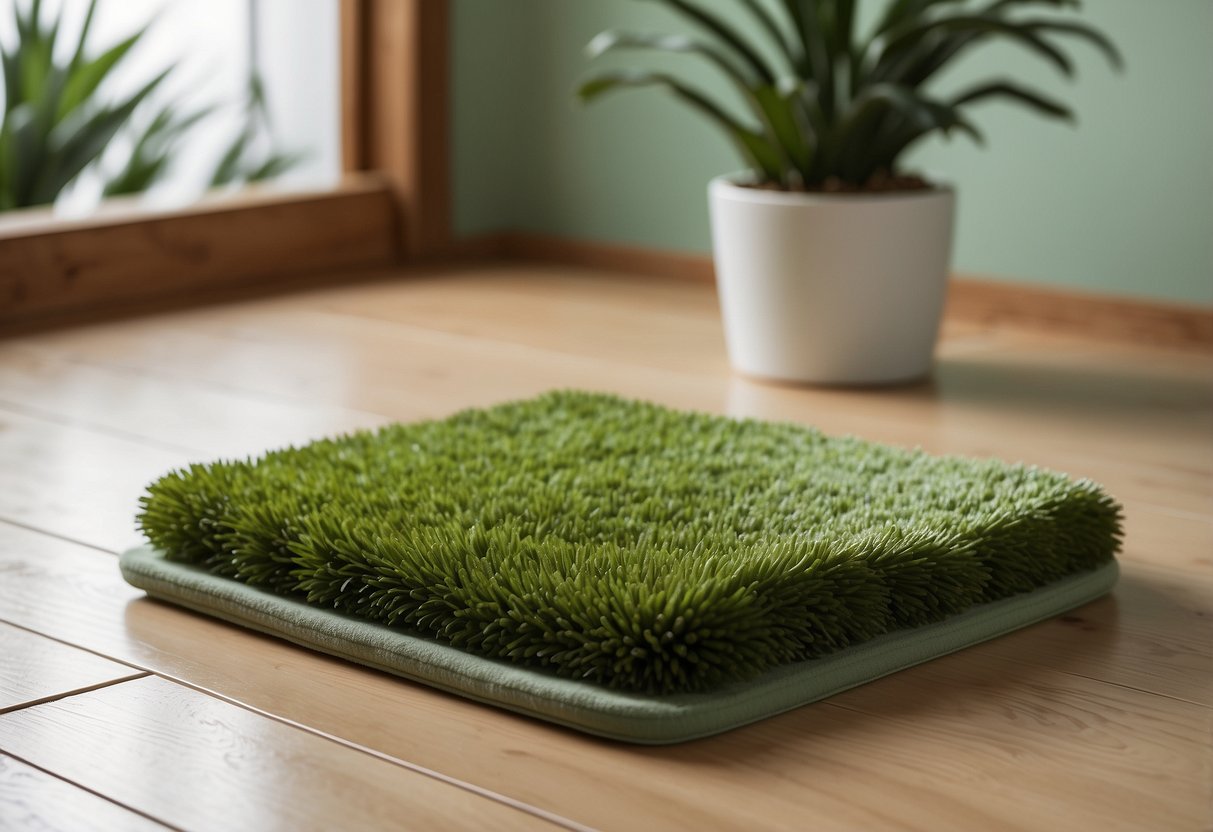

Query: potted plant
<box><xmin>580</xmin><ymin>0</ymin><xmax>1120</xmax><ymax>384</ymax></box>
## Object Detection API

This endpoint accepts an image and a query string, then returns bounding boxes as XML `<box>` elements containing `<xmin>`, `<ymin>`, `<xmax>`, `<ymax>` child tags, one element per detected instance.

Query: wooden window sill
<box><xmin>0</xmin><ymin>174</ymin><xmax>399</xmax><ymax>333</ymax></box>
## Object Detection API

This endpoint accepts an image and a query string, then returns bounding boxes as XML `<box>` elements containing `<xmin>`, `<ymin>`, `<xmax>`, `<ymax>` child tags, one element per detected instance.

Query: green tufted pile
<box><xmin>137</xmin><ymin>391</ymin><xmax>1122</xmax><ymax>694</ymax></box>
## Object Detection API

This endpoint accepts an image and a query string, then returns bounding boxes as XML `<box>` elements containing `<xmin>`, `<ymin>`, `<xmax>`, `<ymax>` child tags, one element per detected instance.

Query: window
<box><xmin>0</xmin><ymin>0</ymin><xmax>449</xmax><ymax>330</ymax></box>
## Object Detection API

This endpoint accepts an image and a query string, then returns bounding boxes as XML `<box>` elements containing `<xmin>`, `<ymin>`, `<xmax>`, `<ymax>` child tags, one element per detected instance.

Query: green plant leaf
<box><xmin>6</xmin><ymin>104</ymin><xmax>43</xmax><ymax>204</ymax></box>
<box><xmin>103</xmin><ymin>104</ymin><xmax>214</xmax><ymax>197</ymax></box>
<box><xmin>734</xmin><ymin>0</ymin><xmax>801</xmax><ymax>71</ymax></box>
<box><xmin>579</xmin><ymin>0</ymin><xmax>1119</xmax><ymax>188</ymax></box>
<box><xmin>210</xmin><ymin>125</ymin><xmax>257</xmax><ymax>187</ymax></box>
<box><xmin>754</xmin><ymin>84</ymin><xmax>813</xmax><ymax>176</ymax></box>
<box><xmin>0</xmin><ymin>0</ymin><xmax>234</xmax><ymax>210</ymax></box>
<box><xmin>247</xmin><ymin>150</ymin><xmax>305</xmax><ymax>183</ymax></box>
<box><xmin>67</xmin><ymin>0</ymin><xmax>99</xmax><ymax>71</ymax></box>
<box><xmin>642</xmin><ymin>0</ymin><xmax>776</xmax><ymax>84</ymax></box>
<box><xmin>58</xmin><ymin>30</ymin><xmax>146</xmax><ymax>124</ymax></box>
<box><xmin>586</xmin><ymin>30</ymin><xmax>752</xmax><ymax>88</ymax></box>
<box><xmin>831</xmin><ymin>83</ymin><xmax>982</xmax><ymax>179</ymax></box>
<box><xmin>37</xmin><ymin>67</ymin><xmax>170</xmax><ymax>204</ymax></box>
<box><xmin>0</xmin><ymin>122</ymin><xmax>15</xmax><ymax>211</ymax></box>
<box><xmin>874</xmin><ymin>0</ymin><xmax>966</xmax><ymax>36</ymax></box>
<box><xmin>986</xmin><ymin>0</ymin><xmax>1080</xmax><ymax>13</ymax></box>
<box><xmin>205</xmin><ymin>69</ymin><xmax>302</xmax><ymax>189</ymax></box>
<box><xmin>951</xmin><ymin>79</ymin><xmax>1073</xmax><ymax>120</ymax></box>
<box><xmin>786</xmin><ymin>0</ymin><xmax>836</xmax><ymax>115</ymax></box>
<box><xmin>579</xmin><ymin>71</ymin><xmax>785</xmax><ymax>182</ymax></box>
<box><xmin>587</xmin><ymin>30</ymin><xmax>810</xmax><ymax>176</ymax></box>
<box><xmin>1022</xmin><ymin>20</ymin><xmax>1124</xmax><ymax>70</ymax></box>
<box><xmin>1</xmin><ymin>46</ymin><xmax>22</xmax><ymax>117</ymax></box>
<box><xmin>877</xmin><ymin>14</ymin><xmax>1077</xmax><ymax>81</ymax></box>
<box><xmin>18</xmin><ymin>25</ymin><xmax>54</xmax><ymax>105</ymax></box>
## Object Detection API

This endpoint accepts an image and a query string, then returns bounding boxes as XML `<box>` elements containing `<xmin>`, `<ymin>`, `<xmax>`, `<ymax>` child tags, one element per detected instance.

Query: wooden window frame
<box><xmin>341</xmin><ymin>0</ymin><xmax>451</xmax><ymax>258</ymax></box>
<box><xmin>1</xmin><ymin>0</ymin><xmax>450</xmax><ymax>332</ymax></box>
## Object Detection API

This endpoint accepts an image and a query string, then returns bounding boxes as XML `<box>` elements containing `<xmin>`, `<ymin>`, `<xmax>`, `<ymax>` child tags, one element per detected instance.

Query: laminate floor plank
<box><xmin>0</xmin><ymin>622</ymin><xmax>145</xmax><ymax>713</ymax></box>
<box><xmin>0</xmin><ymin>344</ymin><xmax>386</xmax><ymax>459</ymax></box>
<box><xmin>7</xmin><ymin>302</ymin><xmax>1209</xmax><ymax>536</ymax></box>
<box><xmin>0</xmin><ymin>754</ymin><xmax>166</xmax><ymax>831</ymax></box>
<box><xmin>0</xmin><ymin>523</ymin><xmax>1206</xmax><ymax>831</ymax></box>
<box><xmin>0</xmin><ymin>409</ymin><xmax>190</xmax><ymax>553</ymax></box>
<box><xmin>4</xmin><ymin>344</ymin><xmax>1208</xmax><ymax>572</ymax></box>
<box><xmin>1</xmin><ymin>263</ymin><xmax>1208</xmax><ymax>830</ymax></box>
<box><xmin>0</xmin><ymin>676</ymin><xmax>563</xmax><ymax>832</ymax></box>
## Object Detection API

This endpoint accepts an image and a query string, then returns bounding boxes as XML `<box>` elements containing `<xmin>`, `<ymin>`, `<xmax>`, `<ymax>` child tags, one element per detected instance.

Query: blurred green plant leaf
<box><xmin>207</xmin><ymin>72</ymin><xmax>304</xmax><ymax>188</ymax></box>
<box><xmin>580</xmin><ymin>0</ymin><xmax>1122</xmax><ymax>190</ymax></box>
<box><xmin>0</xmin><ymin>0</ymin><xmax>304</xmax><ymax>213</ymax></box>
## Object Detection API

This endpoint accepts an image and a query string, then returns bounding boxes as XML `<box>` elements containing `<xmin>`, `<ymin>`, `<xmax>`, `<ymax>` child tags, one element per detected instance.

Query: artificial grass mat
<box><xmin>129</xmin><ymin>391</ymin><xmax>1122</xmax><ymax>711</ymax></box>
<box><xmin>119</xmin><ymin>546</ymin><xmax>1118</xmax><ymax>744</ymax></box>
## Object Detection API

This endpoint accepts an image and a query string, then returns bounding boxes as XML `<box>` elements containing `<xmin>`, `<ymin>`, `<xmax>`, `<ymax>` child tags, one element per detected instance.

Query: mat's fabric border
<box><xmin>120</xmin><ymin>545</ymin><xmax>1118</xmax><ymax>744</ymax></box>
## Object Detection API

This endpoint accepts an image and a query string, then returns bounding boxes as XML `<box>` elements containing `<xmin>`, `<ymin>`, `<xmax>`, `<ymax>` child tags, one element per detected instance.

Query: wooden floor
<box><xmin>0</xmin><ymin>263</ymin><xmax>1210</xmax><ymax>831</ymax></box>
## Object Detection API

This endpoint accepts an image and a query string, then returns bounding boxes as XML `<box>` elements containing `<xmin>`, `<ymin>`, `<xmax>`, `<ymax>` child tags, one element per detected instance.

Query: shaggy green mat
<box><xmin>137</xmin><ymin>391</ymin><xmax>1122</xmax><ymax>696</ymax></box>
<box><xmin>119</xmin><ymin>546</ymin><xmax>1118</xmax><ymax>744</ymax></box>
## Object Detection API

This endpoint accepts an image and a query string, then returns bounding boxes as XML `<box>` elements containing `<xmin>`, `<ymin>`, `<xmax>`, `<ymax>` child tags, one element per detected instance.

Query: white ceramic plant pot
<box><xmin>708</xmin><ymin>175</ymin><xmax>956</xmax><ymax>385</ymax></box>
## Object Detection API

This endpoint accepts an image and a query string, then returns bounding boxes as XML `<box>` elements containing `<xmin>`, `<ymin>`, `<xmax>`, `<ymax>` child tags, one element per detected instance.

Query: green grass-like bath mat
<box><xmin>123</xmin><ymin>391</ymin><xmax>1122</xmax><ymax>742</ymax></box>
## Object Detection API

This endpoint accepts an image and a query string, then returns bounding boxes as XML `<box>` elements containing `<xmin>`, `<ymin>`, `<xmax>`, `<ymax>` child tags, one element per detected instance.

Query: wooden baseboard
<box><xmin>945</xmin><ymin>278</ymin><xmax>1213</xmax><ymax>350</ymax></box>
<box><xmin>449</xmin><ymin>232</ymin><xmax>1213</xmax><ymax>351</ymax></box>
<box><xmin>501</xmin><ymin>234</ymin><xmax>714</xmax><ymax>283</ymax></box>
<box><xmin>1</xmin><ymin>176</ymin><xmax>400</xmax><ymax>333</ymax></box>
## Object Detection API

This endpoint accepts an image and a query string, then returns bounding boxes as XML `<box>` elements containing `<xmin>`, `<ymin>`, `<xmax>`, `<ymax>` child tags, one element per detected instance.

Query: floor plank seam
<box><xmin>129</xmin><ymin>674</ymin><xmax>592</xmax><ymax>832</ymax></box>
<box><xmin>310</xmin><ymin>305</ymin><xmax>713</xmax><ymax>375</ymax></box>
<box><xmin>818</xmin><ymin>653</ymin><xmax>1213</xmax><ymax>712</ymax></box>
<box><xmin>1049</xmin><ymin>669</ymin><xmax>1212</xmax><ymax>710</ymax></box>
<box><xmin>1129</xmin><ymin>501</ymin><xmax>1213</xmax><ymax>525</ymax></box>
<box><xmin>0</xmin><ymin>618</ymin><xmax>149</xmax><ymax>676</ymax></box>
<box><xmin>29</xmin><ymin>341</ymin><xmax>386</xmax><ymax>413</ymax></box>
<box><xmin>0</xmin><ymin>749</ymin><xmax>180</xmax><ymax>831</ymax></box>
<box><xmin>0</xmin><ymin>396</ymin><xmax>209</xmax><ymax>457</ymax></box>
<box><xmin>0</xmin><ymin>613</ymin><xmax>588</xmax><ymax>831</ymax></box>
<box><xmin>1118</xmin><ymin>557</ymin><xmax>1213</xmax><ymax>580</ymax></box>
<box><xmin>0</xmin><ymin>517</ymin><xmax>119</xmax><ymax>556</ymax></box>
<box><xmin>193</xmin><ymin>301</ymin><xmax>740</xmax><ymax>394</ymax></box>
<box><xmin>0</xmin><ymin>673</ymin><xmax>151</xmax><ymax>716</ymax></box>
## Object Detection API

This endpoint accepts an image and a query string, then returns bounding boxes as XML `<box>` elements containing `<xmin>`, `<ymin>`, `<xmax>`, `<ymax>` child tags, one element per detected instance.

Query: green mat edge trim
<box><xmin>119</xmin><ymin>545</ymin><xmax>1118</xmax><ymax>745</ymax></box>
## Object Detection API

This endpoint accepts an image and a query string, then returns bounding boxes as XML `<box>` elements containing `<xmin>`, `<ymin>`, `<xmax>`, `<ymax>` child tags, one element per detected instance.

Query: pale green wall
<box><xmin>453</xmin><ymin>0</ymin><xmax>1213</xmax><ymax>305</ymax></box>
